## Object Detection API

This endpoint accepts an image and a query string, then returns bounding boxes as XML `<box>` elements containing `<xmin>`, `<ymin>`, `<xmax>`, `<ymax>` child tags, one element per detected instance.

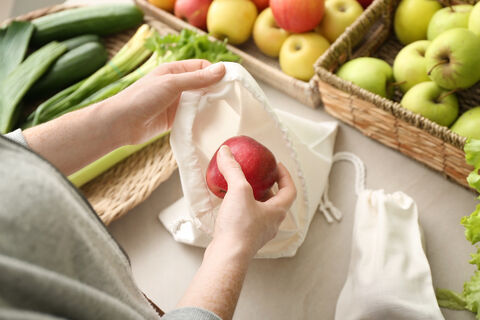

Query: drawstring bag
<box><xmin>332</xmin><ymin>154</ymin><xmax>444</xmax><ymax>320</ymax></box>
<box><xmin>158</xmin><ymin>62</ymin><xmax>338</xmax><ymax>258</ymax></box>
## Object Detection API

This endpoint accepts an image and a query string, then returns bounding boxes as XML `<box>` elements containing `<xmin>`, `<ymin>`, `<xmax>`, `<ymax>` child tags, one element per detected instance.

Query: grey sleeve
<box><xmin>3</xmin><ymin>128</ymin><xmax>29</xmax><ymax>148</ymax></box>
<box><xmin>162</xmin><ymin>307</ymin><xmax>222</xmax><ymax>320</ymax></box>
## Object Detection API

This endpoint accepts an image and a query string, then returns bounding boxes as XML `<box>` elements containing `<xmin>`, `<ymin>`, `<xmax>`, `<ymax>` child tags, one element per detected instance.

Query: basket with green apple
<box><xmin>314</xmin><ymin>0</ymin><xmax>480</xmax><ymax>189</ymax></box>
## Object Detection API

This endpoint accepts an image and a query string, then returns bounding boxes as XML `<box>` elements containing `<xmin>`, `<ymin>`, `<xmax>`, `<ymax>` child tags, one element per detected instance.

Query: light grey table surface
<box><xmin>3</xmin><ymin>1</ymin><xmax>477</xmax><ymax>319</ymax></box>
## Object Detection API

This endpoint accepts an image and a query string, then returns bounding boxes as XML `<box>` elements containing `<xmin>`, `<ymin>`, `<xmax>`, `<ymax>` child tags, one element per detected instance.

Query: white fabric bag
<box><xmin>158</xmin><ymin>62</ymin><xmax>338</xmax><ymax>258</ymax></box>
<box><xmin>334</xmin><ymin>154</ymin><xmax>444</xmax><ymax>319</ymax></box>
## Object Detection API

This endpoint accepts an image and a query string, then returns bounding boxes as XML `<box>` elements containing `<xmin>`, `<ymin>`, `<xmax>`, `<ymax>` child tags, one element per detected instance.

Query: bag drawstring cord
<box><xmin>318</xmin><ymin>152</ymin><xmax>366</xmax><ymax>223</ymax></box>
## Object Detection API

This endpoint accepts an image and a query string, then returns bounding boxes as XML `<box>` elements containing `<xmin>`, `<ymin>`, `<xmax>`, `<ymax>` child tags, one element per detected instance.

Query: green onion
<box><xmin>27</xmin><ymin>24</ymin><xmax>154</xmax><ymax>127</ymax></box>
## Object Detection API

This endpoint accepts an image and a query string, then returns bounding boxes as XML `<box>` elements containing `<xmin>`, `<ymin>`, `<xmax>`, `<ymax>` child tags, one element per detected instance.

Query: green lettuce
<box><xmin>437</xmin><ymin>139</ymin><xmax>480</xmax><ymax>318</ymax></box>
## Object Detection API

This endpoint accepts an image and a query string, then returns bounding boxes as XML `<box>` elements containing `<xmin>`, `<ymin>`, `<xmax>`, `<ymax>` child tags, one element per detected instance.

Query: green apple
<box><xmin>394</xmin><ymin>0</ymin><xmax>442</xmax><ymax>45</ymax></box>
<box><xmin>469</xmin><ymin>2</ymin><xmax>480</xmax><ymax>36</ymax></box>
<box><xmin>393</xmin><ymin>40</ymin><xmax>431</xmax><ymax>93</ymax></box>
<box><xmin>336</xmin><ymin>57</ymin><xmax>393</xmax><ymax>98</ymax></box>
<box><xmin>279</xmin><ymin>33</ymin><xmax>330</xmax><ymax>81</ymax></box>
<box><xmin>427</xmin><ymin>4</ymin><xmax>472</xmax><ymax>40</ymax></box>
<box><xmin>451</xmin><ymin>107</ymin><xmax>480</xmax><ymax>139</ymax></box>
<box><xmin>426</xmin><ymin>28</ymin><xmax>480</xmax><ymax>90</ymax></box>
<box><xmin>253</xmin><ymin>8</ymin><xmax>290</xmax><ymax>57</ymax></box>
<box><xmin>400</xmin><ymin>81</ymin><xmax>459</xmax><ymax>127</ymax></box>
<box><xmin>207</xmin><ymin>0</ymin><xmax>258</xmax><ymax>45</ymax></box>
<box><xmin>317</xmin><ymin>0</ymin><xmax>363</xmax><ymax>43</ymax></box>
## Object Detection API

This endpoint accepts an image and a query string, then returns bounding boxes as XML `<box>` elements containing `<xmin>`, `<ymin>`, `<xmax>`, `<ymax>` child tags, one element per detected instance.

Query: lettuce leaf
<box><xmin>466</xmin><ymin>139</ymin><xmax>480</xmax><ymax>194</ymax></box>
<box><xmin>436</xmin><ymin>288</ymin><xmax>467</xmax><ymax>310</ymax></box>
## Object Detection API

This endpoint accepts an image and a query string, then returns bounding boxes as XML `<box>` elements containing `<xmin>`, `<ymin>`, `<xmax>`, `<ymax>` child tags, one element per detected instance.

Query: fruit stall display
<box><xmin>136</xmin><ymin>0</ymin><xmax>374</xmax><ymax>108</ymax></box>
<box><xmin>315</xmin><ymin>0</ymin><xmax>479</xmax><ymax>189</ymax></box>
<box><xmin>1</xmin><ymin>4</ymin><xmax>240</xmax><ymax>224</ymax></box>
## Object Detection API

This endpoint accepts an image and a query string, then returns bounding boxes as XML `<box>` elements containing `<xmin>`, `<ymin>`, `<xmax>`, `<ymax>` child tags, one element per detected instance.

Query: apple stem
<box><xmin>388</xmin><ymin>80</ymin><xmax>407</xmax><ymax>87</ymax></box>
<box><xmin>447</xmin><ymin>0</ymin><xmax>455</xmax><ymax>12</ymax></box>
<box><xmin>436</xmin><ymin>89</ymin><xmax>457</xmax><ymax>103</ymax></box>
<box><xmin>427</xmin><ymin>60</ymin><xmax>448</xmax><ymax>76</ymax></box>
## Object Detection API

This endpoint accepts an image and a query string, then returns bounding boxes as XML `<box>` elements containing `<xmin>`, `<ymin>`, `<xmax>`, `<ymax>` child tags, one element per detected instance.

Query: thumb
<box><xmin>171</xmin><ymin>63</ymin><xmax>226</xmax><ymax>91</ymax></box>
<box><xmin>216</xmin><ymin>145</ymin><xmax>247</xmax><ymax>187</ymax></box>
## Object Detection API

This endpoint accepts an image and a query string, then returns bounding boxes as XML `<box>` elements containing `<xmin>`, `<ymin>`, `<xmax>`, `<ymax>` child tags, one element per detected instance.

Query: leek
<box><xmin>0</xmin><ymin>21</ymin><xmax>34</xmax><ymax>80</ymax></box>
<box><xmin>27</xmin><ymin>24</ymin><xmax>154</xmax><ymax>126</ymax></box>
<box><xmin>0</xmin><ymin>41</ymin><xmax>67</xmax><ymax>133</ymax></box>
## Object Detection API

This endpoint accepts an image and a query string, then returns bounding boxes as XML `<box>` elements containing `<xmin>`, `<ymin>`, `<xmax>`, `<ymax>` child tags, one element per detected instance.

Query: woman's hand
<box><xmin>23</xmin><ymin>59</ymin><xmax>225</xmax><ymax>175</ymax></box>
<box><xmin>213</xmin><ymin>145</ymin><xmax>297</xmax><ymax>259</ymax></box>
<box><xmin>177</xmin><ymin>146</ymin><xmax>296</xmax><ymax>319</ymax></box>
<box><xmin>108</xmin><ymin>59</ymin><xmax>225</xmax><ymax>146</ymax></box>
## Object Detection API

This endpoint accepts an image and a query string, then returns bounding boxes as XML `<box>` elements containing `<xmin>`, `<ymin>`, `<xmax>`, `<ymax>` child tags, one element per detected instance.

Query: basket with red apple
<box><xmin>314</xmin><ymin>0</ymin><xmax>479</xmax><ymax>189</ymax></box>
<box><xmin>135</xmin><ymin>0</ymin><xmax>374</xmax><ymax>108</ymax></box>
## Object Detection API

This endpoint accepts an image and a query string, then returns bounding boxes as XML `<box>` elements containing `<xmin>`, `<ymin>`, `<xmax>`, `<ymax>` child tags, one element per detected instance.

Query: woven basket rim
<box><xmin>313</xmin><ymin>0</ymin><xmax>468</xmax><ymax>150</ymax></box>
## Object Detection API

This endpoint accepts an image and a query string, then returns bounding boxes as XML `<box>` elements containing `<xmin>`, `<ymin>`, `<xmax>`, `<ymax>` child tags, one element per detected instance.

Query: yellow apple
<box><xmin>394</xmin><ymin>0</ymin><xmax>442</xmax><ymax>45</ymax></box>
<box><xmin>279</xmin><ymin>33</ymin><xmax>330</xmax><ymax>81</ymax></box>
<box><xmin>253</xmin><ymin>8</ymin><xmax>290</xmax><ymax>57</ymax></box>
<box><xmin>207</xmin><ymin>0</ymin><xmax>258</xmax><ymax>45</ymax></box>
<box><xmin>149</xmin><ymin>0</ymin><xmax>176</xmax><ymax>11</ymax></box>
<box><xmin>317</xmin><ymin>0</ymin><xmax>363</xmax><ymax>43</ymax></box>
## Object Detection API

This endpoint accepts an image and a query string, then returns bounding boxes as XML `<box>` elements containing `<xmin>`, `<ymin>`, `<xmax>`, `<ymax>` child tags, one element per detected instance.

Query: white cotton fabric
<box><xmin>335</xmin><ymin>189</ymin><xmax>444</xmax><ymax>320</ymax></box>
<box><xmin>158</xmin><ymin>62</ymin><xmax>338</xmax><ymax>258</ymax></box>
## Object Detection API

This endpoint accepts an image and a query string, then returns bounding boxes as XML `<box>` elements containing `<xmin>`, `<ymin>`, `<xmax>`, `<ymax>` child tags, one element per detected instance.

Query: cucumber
<box><xmin>61</xmin><ymin>34</ymin><xmax>100</xmax><ymax>51</ymax></box>
<box><xmin>29</xmin><ymin>42</ymin><xmax>108</xmax><ymax>97</ymax></box>
<box><xmin>32</xmin><ymin>4</ymin><xmax>143</xmax><ymax>45</ymax></box>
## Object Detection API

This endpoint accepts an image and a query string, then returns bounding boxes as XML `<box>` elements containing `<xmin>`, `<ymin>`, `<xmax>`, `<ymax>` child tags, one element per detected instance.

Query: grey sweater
<box><xmin>0</xmin><ymin>133</ymin><xmax>221</xmax><ymax>320</ymax></box>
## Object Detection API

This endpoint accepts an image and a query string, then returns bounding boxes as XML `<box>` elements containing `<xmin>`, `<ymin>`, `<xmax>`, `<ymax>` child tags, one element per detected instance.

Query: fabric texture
<box><xmin>4</xmin><ymin>128</ymin><xmax>28</xmax><ymax>147</ymax></box>
<box><xmin>0</xmin><ymin>136</ymin><xmax>220</xmax><ymax>320</ymax></box>
<box><xmin>159</xmin><ymin>62</ymin><xmax>338</xmax><ymax>258</ymax></box>
<box><xmin>335</xmin><ymin>189</ymin><xmax>444</xmax><ymax>320</ymax></box>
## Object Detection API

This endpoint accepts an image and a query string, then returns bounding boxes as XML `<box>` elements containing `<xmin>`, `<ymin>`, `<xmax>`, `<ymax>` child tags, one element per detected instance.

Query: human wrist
<box><xmin>86</xmin><ymin>98</ymin><xmax>129</xmax><ymax>149</ymax></box>
<box><xmin>206</xmin><ymin>236</ymin><xmax>255</xmax><ymax>266</ymax></box>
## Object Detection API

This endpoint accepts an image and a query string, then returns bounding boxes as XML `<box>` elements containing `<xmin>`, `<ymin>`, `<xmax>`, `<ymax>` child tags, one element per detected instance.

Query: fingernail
<box><xmin>207</xmin><ymin>63</ymin><xmax>225</xmax><ymax>76</ymax></box>
<box><xmin>218</xmin><ymin>145</ymin><xmax>231</xmax><ymax>158</ymax></box>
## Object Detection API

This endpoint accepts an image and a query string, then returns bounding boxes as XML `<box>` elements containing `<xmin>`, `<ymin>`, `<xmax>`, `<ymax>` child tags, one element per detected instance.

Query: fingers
<box><xmin>154</xmin><ymin>59</ymin><xmax>212</xmax><ymax>75</ymax></box>
<box><xmin>216</xmin><ymin>145</ymin><xmax>248</xmax><ymax>188</ymax></box>
<box><xmin>168</xmin><ymin>63</ymin><xmax>226</xmax><ymax>92</ymax></box>
<box><xmin>265</xmin><ymin>163</ymin><xmax>297</xmax><ymax>209</ymax></box>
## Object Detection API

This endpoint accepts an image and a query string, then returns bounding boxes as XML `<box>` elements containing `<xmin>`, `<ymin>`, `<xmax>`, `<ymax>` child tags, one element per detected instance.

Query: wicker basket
<box><xmin>7</xmin><ymin>5</ymin><xmax>179</xmax><ymax>225</ymax></box>
<box><xmin>314</xmin><ymin>0</ymin><xmax>478</xmax><ymax>189</ymax></box>
<box><xmin>134</xmin><ymin>0</ymin><xmax>322</xmax><ymax>108</ymax></box>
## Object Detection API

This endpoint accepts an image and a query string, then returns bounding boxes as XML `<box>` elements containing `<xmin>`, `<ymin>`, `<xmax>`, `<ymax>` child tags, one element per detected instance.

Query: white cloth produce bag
<box><xmin>335</xmin><ymin>187</ymin><xmax>444</xmax><ymax>319</ymax></box>
<box><xmin>158</xmin><ymin>62</ymin><xmax>338</xmax><ymax>258</ymax></box>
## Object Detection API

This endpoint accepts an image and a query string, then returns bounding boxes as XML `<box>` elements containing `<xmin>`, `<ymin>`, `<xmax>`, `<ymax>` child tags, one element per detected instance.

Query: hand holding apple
<box><xmin>317</xmin><ymin>0</ymin><xmax>363</xmax><ymax>43</ymax></box>
<box><xmin>253</xmin><ymin>8</ymin><xmax>290</xmax><ymax>58</ymax></box>
<box><xmin>270</xmin><ymin>0</ymin><xmax>325</xmax><ymax>33</ymax></box>
<box><xmin>174</xmin><ymin>0</ymin><xmax>212</xmax><ymax>29</ymax></box>
<box><xmin>207</xmin><ymin>0</ymin><xmax>258</xmax><ymax>45</ymax></box>
<box><xmin>206</xmin><ymin>136</ymin><xmax>279</xmax><ymax>201</ymax></box>
<box><xmin>279</xmin><ymin>33</ymin><xmax>330</xmax><ymax>81</ymax></box>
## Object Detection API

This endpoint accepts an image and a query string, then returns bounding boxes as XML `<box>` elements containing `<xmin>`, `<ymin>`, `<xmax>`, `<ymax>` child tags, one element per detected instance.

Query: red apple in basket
<box><xmin>206</xmin><ymin>136</ymin><xmax>279</xmax><ymax>201</ymax></box>
<box><xmin>357</xmin><ymin>0</ymin><xmax>373</xmax><ymax>9</ymax></box>
<box><xmin>252</xmin><ymin>0</ymin><xmax>269</xmax><ymax>11</ymax></box>
<box><xmin>174</xmin><ymin>0</ymin><xmax>212</xmax><ymax>29</ymax></box>
<box><xmin>270</xmin><ymin>0</ymin><xmax>325</xmax><ymax>33</ymax></box>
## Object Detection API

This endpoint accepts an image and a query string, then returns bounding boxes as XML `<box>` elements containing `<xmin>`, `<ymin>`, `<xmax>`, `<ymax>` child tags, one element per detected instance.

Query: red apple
<box><xmin>252</xmin><ymin>0</ymin><xmax>269</xmax><ymax>11</ymax></box>
<box><xmin>357</xmin><ymin>0</ymin><xmax>373</xmax><ymax>8</ymax></box>
<box><xmin>206</xmin><ymin>136</ymin><xmax>278</xmax><ymax>201</ymax></box>
<box><xmin>174</xmin><ymin>0</ymin><xmax>212</xmax><ymax>30</ymax></box>
<box><xmin>270</xmin><ymin>0</ymin><xmax>325</xmax><ymax>33</ymax></box>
